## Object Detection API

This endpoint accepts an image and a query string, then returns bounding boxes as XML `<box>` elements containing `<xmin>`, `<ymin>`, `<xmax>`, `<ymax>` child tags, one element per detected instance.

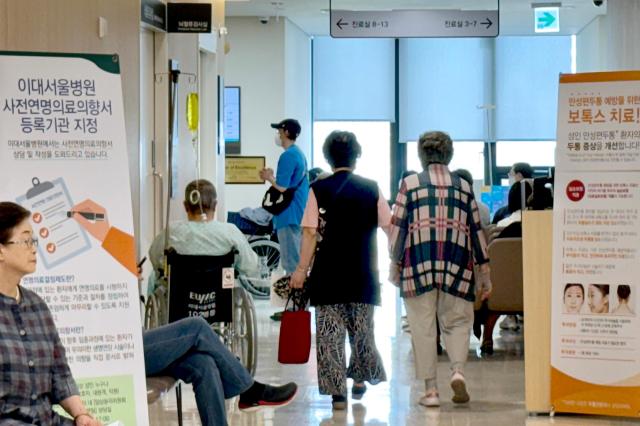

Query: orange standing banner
<box><xmin>551</xmin><ymin>71</ymin><xmax>640</xmax><ymax>417</ymax></box>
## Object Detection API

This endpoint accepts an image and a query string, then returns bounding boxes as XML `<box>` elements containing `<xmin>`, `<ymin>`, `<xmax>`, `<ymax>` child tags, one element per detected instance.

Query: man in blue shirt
<box><xmin>260</xmin><ymin>119</ymin><xmax>309</xmax><ymax>320</ymax></box>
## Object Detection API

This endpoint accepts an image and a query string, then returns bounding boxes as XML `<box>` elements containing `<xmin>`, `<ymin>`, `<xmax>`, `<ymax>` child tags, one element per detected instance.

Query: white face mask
<box><xmin>274</xmin><ymin>133</ymin><xmax>283</xmax><ymax>147</ymax></box>
<box><xmin>508</xmin><ymin>176</ymin><xmax>515</xmax><ymax>186</ymax></box>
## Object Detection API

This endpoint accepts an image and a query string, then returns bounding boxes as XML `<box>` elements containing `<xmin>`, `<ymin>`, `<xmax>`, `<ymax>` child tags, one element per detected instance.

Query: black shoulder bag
<box><xmin>262</xmin><ymin>170</ymin><xmax>306</xmax><ymax>215</ymax></box>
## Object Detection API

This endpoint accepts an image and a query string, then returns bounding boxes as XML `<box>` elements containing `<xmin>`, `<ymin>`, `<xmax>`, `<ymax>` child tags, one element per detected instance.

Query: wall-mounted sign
<box><xmin>330</xmin><ymin>9</ymin><xmax>499</xmax><ymax>38</ymax></box>
<box><xmin>141</xmin><ymin>0</ymin><xmax>166</xmax><ymax>32</ymax></box>
<box><xmin>534</xmin><ymin>7</ymin><xmax>559</xmax><ymax>33</ymax></box>
<box><xmin>225</xmin><ymin>156</ymin><xmax>265</xmax><ymax>184</ymax></box>
<box><xmin>167</xmin><ymin>3</ymin><xmax>212</xmax><ymax>33</ymax></box>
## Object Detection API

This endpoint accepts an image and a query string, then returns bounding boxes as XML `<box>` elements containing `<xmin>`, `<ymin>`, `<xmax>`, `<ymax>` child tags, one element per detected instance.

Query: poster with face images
<box><xmin>0</xmin><ymin>52</ymin><xmax>148</xmax><ymax>425</ymax></box>
<box><xmin>551</xmin><ymin>71</ymin><xmax>640</xmax><ymax>417</ymax></box>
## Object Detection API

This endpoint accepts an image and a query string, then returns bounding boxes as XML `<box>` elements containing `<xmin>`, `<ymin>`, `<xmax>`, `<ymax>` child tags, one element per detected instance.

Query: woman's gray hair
<box><xmin>323</xmin><ymin>130</ymin><xmax>361</xmax><ymax>168</ymax></box>
<box><xmin>417</xmin><ymin>131</ymin><xmax>454</xmax><ymax>168</ymax></box>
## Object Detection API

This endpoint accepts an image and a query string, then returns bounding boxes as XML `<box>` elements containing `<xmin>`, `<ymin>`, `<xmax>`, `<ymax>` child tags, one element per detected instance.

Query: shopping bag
<box><xmin>277</xmin><ymin>297</ymin><xmax>311</xmax><ymax>364</ymax></box>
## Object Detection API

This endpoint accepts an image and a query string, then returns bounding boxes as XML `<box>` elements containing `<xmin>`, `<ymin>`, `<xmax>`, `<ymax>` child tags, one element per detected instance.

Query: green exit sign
<box><xmin>535</xmin><ymin>7</ymin><xmax>559</xmax><ymax>33</ymax></box>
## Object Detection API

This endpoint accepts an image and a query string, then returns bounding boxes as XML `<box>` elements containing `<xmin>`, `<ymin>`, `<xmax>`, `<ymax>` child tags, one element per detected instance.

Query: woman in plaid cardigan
<box><xmin>389</xmin><ymin>131</ymin><xmax>492</xmax><ymax>408</ymax></box>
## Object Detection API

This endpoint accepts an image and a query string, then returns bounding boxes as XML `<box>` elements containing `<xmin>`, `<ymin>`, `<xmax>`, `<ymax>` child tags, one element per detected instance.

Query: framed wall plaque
<box><xmin>225</xmin><ymin>156</ymin><xmax>265</xmax><ymax>184</ymax></box>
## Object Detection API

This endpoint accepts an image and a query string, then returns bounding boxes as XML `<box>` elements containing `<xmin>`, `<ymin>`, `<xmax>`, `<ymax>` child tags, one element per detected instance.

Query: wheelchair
<box><xmin>227</xmin><ymin>211</ymin><xmax>281</xmax><ymax>300</ymax></box>
<box><xmin>143</xmin><ymin>248</ymin><xmax>258</xmax><ymax>376</ymax></box>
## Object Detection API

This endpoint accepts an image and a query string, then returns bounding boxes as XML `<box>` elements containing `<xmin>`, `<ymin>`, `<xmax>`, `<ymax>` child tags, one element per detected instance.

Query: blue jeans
<box><xmin>144</xmin><ymin>317</ymin><xmax>254</xmax><ymax>426</ymax></box>
<box><xmin>276</xmin><ymin>224</ymin><xmax>301</xmax><ymax>274</ymax></box>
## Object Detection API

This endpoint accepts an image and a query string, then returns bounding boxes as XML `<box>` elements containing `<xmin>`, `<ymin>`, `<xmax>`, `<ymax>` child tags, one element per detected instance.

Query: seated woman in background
<box><xmin>0</xmin><ymin>202</ymin><xmax>102</xmax><ymax>425</ymax></box>
<box><xmin>495</xmin><ymin>180</ymin><xmax>533</xmax><ymax>238</ymax></box>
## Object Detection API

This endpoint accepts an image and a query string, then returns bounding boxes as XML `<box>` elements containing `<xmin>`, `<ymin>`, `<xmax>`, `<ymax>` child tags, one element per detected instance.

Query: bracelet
<box><xmin>295</xmin><ymin>265</ymin><xmax>308</xmax><ymax>273</ymax></box>
<box><xmin>74</xmin><ymin>413</ymin><xmax>93</xmax><ymax>423</ymax></box>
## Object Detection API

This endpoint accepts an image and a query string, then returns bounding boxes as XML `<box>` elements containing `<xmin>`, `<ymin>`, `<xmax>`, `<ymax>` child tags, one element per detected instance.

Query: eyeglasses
<box><xmin>4</xmin><ymin>237</ymin><xmax>39</xmax><ymax>249</ymax></box>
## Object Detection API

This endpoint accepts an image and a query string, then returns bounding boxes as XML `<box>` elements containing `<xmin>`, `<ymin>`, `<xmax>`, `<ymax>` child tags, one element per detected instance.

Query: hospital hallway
<box><xmin>147</xmin><ymin>245</ymin><xmax>638</xmax><ymax>426</ymax></box>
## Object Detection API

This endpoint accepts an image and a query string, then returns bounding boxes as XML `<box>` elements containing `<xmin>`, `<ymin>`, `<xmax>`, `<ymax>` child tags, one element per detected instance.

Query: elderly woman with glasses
<box><xmin>0</xmin><ymin>201</ymin><xmax>102</xmax><ymax>425</ymax></box>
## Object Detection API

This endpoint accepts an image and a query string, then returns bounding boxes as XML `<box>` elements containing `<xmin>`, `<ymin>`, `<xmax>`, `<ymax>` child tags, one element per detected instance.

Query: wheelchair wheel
<box><xmin>245</xmin><ymin>239</ymin><xmax>281</xmax><ymax>299</ymax></box>
<box><xmin>144</xmin><ymin>293</ymin><xmax>159</xmax><ymax>329</ymax></box>
<box><xmin>250</xmin><ymin>239</ymin><xmax>280</xmax><ymax>274</ymax></box>
<box><xmin>238</xmin><ymin>275</ymin><xmax>270</xmax><ymax>300</ymax></box>
<box><xmin>153</xmin><ymin>285</ymin><xmax>169</xmax><ymax>326</ymax></box>
<box><xmin>232</xmin><ymin>287</ymin><xmax>258</xmax><ymax>376</ymax></box>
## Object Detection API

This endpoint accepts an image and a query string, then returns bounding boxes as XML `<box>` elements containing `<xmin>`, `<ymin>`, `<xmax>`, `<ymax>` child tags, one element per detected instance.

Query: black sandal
<box><xmin>332</xmin><ymin>395</ymin><xmax>347</xmax><ymax>410</ymax></box>
<box><xmin>351</xmin><ymin>382</ymin><xmax>367</xmax><ymax>400</ymax></box>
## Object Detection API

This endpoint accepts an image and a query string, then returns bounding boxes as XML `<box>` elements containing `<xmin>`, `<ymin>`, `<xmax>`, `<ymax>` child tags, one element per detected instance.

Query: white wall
<box><xmin>284</xmin><ymin>20</ymin><xmax>312</xmax><ymax>160</ymax></box>
<box><xmin>224</xmin><ymin>17</ymin><xmax>311</xmax><ymax>213</ymax></box>
<box><xmin>577</xmin><ymin>0</ymin><xmax>640</xmax><ymax>72</ymax></box>
<box><xmin>576</xmin><ymin>17</ymin><xmax>602</xmax><ymax>72</ymax></box>
<box><xmin>166</xmin><ymin>34</ymin><xmax>201</xmax><ymax>223</ymax></box>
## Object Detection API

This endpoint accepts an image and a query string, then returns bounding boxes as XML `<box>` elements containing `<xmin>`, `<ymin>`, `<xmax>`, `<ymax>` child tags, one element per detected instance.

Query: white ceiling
<box><xmin>225</xmin><ymin>0</ymin><xmax>608</xmax><ymax>36</ymax></box>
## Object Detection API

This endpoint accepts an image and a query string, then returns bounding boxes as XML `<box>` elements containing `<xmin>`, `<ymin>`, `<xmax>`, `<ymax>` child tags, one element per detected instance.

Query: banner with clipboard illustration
<box><xmin>16</xmin><ymin>177</ymin><xmax>92</xmax><ymax>269</ymax></box>
<box><xmin>0</xmin><ymin>52</ymin><xmax>147</xmax><ymax>425</ymax></box>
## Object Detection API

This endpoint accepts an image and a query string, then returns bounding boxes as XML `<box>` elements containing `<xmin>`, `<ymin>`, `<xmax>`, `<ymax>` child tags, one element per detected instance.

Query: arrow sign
<box><xmin>537</xmin><ymin>12</ymin><xmax>555</xmax><ymax>28</ymax></box>
<box><xmin>330</xmin><ymin>9</ymin><xmax>499</xmax><ymax>38</ymax></box>
<box><xmin>336</xmin><ymin>18</ymin><xmax>348</xmax><ymax>30</ymax></box>
<box><xmin>534</xmin><ymin>7</ymin><xmax>560</xmax><ymax>33</ymax></box>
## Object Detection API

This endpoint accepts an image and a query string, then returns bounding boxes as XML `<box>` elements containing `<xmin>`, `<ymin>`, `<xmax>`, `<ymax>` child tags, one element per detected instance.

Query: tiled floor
<box><xmin>147</xmin><ymin>296</ymin><xmax>638</xmax><ymax>426</ymax></box>
<box><xmin>148</xmin><ymin>233</ymin><xmax>638</xmax><ymax>425</ymax></box>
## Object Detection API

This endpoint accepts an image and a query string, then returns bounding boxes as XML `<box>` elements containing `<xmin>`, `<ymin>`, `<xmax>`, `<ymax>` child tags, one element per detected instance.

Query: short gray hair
<box><xmin>417</xmin><ymin>131</ymin><xmax>453</xmax><ymax>168</ymax></box>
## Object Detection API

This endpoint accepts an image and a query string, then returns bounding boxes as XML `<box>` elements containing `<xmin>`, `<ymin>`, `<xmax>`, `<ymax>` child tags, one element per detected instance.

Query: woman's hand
<box><xmin>74</xmin><ymin>413</ymin><xmax>102</xmax><ymax>426</ymax></box>
<box><xmin>290</xmin><ymin>269</ymin><xmax>306</xmax><ymax>289</ymax></box>
<box><xmin>388</xmin><ymin>262</ymin><xmax>401</xmax><ymax>287</ymax></box>
<box><xmin>61</xmin><ymin>396</ymin><xmax>101</xmax><ymax>426</ymax></box>
<box><xmin>476</xmin><ymin>265</ymin><xmax>492</xmax><ymax>301</ymax></box>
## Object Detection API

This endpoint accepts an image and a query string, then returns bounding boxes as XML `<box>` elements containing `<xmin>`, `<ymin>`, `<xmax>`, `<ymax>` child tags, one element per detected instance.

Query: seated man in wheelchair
<box><xmin>145</xmin><ymin>179</ymin><xmax>297</xmax><ymax>425</ymax></box>
<box><xmin>148</xmin><ymin>179</ymin><xmax>259</xmax><ymax>288</ymax></box>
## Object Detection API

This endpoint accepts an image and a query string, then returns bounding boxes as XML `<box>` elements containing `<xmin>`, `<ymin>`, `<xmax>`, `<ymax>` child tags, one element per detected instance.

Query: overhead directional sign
<box><xmin>534</xmin><ymin>7</ymin><xmax>559</xmax><ymax>33</ymax></box>
<box><xmin>330</xmin><ymin>9</ymin><xmax>499</xmax><ymax>38</ymax></box>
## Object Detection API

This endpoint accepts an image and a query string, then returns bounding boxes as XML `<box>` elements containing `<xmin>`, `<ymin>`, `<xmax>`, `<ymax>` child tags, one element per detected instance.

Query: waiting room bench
<box><xmin>146</xmin><ymin>376</ymin><xmax>183</xmax><ymax>425</ymax></box>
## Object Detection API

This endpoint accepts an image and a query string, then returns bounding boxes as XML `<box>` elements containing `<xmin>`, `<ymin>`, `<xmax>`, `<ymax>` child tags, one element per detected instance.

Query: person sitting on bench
<box><xmin>144</xmin><ymin>316</ymin><xmax>297</xmax><ymax>424</ymax></box>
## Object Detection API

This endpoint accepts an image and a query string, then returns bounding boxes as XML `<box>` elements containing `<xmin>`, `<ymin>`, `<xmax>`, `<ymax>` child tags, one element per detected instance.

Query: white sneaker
<box><xmin>450</xmin><ymin>371</ymin><xmax>470</xmax><ymax>404</ymax></box>
<box><xmin>419</xmin><ymin>390</ymin><xmax>440</xmax><ymax>407</ymax></box>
